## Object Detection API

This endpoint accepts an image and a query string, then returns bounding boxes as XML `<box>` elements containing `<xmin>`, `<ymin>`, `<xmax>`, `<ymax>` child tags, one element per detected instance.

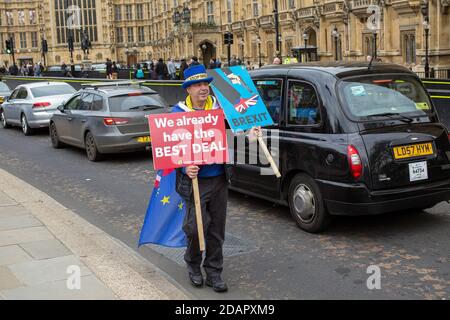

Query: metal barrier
<box><xmin>422</xmin><ymin>78</ymin><xmax>450</xmax><ymax>129</ymax></box>
<box><xmin>1</xmin><ymin>75</ymin><xmax>450</xmax><ymax>130</ymax></box>
<box><xmin>0</xmin><ymin>75</ymin><xmax>185</xmax><ymax>106</ymax></box>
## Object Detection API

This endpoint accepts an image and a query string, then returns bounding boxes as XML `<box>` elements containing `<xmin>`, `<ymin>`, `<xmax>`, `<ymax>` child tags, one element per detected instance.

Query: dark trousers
<box><xmin>183</xmin><ymin>175</ymin><xmax>228</xmax><ymax>277</ymax></box>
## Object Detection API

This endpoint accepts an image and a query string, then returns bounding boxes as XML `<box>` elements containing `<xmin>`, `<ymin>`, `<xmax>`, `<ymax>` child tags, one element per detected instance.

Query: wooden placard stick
<box><xmin>191</xmin><ymin>177</ymin><xmax>206</xmax><ymax>251</ymax></box>
<box><xmin>257</xmin><ymin>134</ymin><xmax>281</xmax><ymax>178</ymax></box>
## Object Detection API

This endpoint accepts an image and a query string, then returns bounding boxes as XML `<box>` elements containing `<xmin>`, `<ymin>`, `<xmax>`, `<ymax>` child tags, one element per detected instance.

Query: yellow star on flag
<box><xmin>178</xmin><ymin>202</ymin><xmax>184</xmax><ymax>210</ymax></box>
<box><xmin>160</xmin><ymin>196</ymin><xmax>170</xmax><ymax>205</ymax></box>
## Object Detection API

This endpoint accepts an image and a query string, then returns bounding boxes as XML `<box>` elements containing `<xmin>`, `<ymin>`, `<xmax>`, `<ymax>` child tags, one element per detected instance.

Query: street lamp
<box><xmin>273</xmin><ymin>0</ymin><xmax>280</xmax><ymax>54</ymax></box>
<box><xmin>302</xmin><ymin>32</ymin><xmax>309</xmax><ymax>62</ymax></box>
<box><xmin>421</xmin><ymin>0</ymin><xmax>430</xmax><ymax>78</ymax></box>
<box><xmin>182</xmin><ymin>5</ymin><xmax>191</xmax><ymax>24</ymax></box>
<box><xmin>257</xmin><ymin>37</ymin><xmax>262</xmax><ymax>68</ymax></box>
<box><xmin>332</xmin><ymin>26</ymin><xmax>340</xmax><ymax>61</ymax></box>
<box><xmin>372</xmin><ymin>29</ymin><xmax>378</xmax><ymax>60</ymax></box>
<box><xmin>201</xmin><ymin>43</ymin><xmax>207</xmax><ymax>66</ymax></box>
<box><xmin>172</xmin><ymin>9</ymin><xmax>181</xmax><ymax>25</ymax></box>
<box><xmin>278</xmin><ymin>35</ymin><xmax>282</xmax><ymax>59</ymax></box>
<box><xmin>239</xmin><ymin>39</ymin><xmax>245</xmax><ymax>64</ymax></box>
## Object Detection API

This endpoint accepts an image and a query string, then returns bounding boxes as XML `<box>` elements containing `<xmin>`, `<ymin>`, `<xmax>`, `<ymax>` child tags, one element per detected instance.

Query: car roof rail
<box><xmin>80</xmin><ymin>80</ymin><xmax>147</xmax><ymax>90</ymax></box>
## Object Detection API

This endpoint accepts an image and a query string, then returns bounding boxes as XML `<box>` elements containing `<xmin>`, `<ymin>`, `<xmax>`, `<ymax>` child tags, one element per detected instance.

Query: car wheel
<box><xmin>21</xmin><ymin>114</ymin><xmax>33</xmax><ymax>136</ymax></box>
<box><xmin>288</xmin><ymin>173</ymin><xmax>331</xmax><ymax>233</ymax></box>
<box><xmin>50</xmin><ymin>122</ymin><xmax>64</xmax><ymax>149</ymax></box>
<box><xmin>0</xmin><ymin>110</ymin><xmax>10</xmax><ymax>128</ymax></box>
<box><xmin>85</xmin><ymin>131</ymin><xmax>102</xmax><ymax>162</ymax></box>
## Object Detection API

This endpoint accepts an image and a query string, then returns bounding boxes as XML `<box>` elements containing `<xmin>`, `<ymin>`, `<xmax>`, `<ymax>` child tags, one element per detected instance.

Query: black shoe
<box><xmin>189</xmin><ymin>273</ymin><xmax>203</xmax><ymax>287</ymax></box>
<box><xmin>206</xmin><ymin>275</ymin><xmax>228</xmax><ymax>293</ymax></box>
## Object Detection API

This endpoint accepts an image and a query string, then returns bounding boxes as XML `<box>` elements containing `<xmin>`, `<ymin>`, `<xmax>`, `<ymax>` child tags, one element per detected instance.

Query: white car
<box><xmin>0</xmin><ymin>82</ymin><xmax>76</xmax><ymax>135</ymax></box>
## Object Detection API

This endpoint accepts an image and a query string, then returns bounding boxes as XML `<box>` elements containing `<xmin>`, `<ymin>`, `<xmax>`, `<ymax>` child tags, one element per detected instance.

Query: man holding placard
<box><xmin>144</xmin><ymin>65</ymin><xmax>264</xmax><ymax>293</ymax></box>
<box><xmin>171</xmin><ymin>65</ymin><xmax>231</xmax><ymax>292</ymax></box>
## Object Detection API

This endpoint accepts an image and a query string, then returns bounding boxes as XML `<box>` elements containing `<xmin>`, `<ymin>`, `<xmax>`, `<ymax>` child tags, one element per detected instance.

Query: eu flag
<box><xmin>138</xmin><ymin>169</ymin><xmax>187</xmax><ymax>247</ymax></box>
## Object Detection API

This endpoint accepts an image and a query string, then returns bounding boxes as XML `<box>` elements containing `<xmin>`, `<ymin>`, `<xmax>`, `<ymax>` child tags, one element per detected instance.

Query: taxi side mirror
<box><xmin>57</xmin><ymin>104</ymin><xmax>65</xmax><ymax>113</ymax></box>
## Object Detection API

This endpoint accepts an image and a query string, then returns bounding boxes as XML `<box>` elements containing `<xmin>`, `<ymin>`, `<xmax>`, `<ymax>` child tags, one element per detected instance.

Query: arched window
<box><xmin>364</xmin><ymin>34</ymin><xmax>374</xmax><ymax>58</ymax></box>
<box><xmin>402</xmin><ymin>32</ymin><xmax>416</xmax><ymax>64</ymax></box>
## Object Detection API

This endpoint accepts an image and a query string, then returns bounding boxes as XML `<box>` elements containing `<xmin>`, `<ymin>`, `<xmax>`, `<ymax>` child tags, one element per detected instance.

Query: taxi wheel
<box><xmin>288</xmin><ymin>173</ymin><xmax>331</xmax><ymax>233</ymax></box>
<box><xmin>0</xmin><ymin>110</ymin><xmax>10</xmax><ymax>128</ymax></box>
<box><xmin>21</xmin><ymin>114</ymin><xmax>33</xmax><ymax>136</ymax></box>
<box><xmin>85</xmin><ymin>131</ymin><xmax>102</xmax><ymax>162</ymax></box>
<box><xmin>50</xmin><ymin>122</ymin><xmax>64</xmax><ymax>149</ymax></box>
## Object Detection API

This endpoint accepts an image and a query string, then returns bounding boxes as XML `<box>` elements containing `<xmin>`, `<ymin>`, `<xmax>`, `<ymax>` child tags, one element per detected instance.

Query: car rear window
<box><xmin>31</xmin><ymin>84</ymin><xmax>76</xmax><ymax>98</ymax></box>
<box><xmin>338</xmin><ymin>75</ymin><xmax>434</xmax><ymax>121</ymax></box>
<box><xmin>108</xmin><ymin>93</ymin><xmax>166</xmax><ymax>112</ymax></box>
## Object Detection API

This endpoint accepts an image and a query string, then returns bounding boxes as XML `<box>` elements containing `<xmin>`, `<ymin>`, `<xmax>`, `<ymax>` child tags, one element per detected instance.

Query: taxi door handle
<box><xmin>67</xmin><ymin>117</ymin><xmax>73</xmax><ymax>121</ymax></box>
<box><xmin>81</xmin><ymin>119</ymin><xmax>87</xmax><ymax>123</ymax></box>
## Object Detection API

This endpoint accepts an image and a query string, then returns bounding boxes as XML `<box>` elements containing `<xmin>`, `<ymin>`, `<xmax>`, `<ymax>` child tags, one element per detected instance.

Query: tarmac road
<box><xmin>0</xmin><ymin>127</ymin><xmax>448</xmax><ymax>299</ymax></box>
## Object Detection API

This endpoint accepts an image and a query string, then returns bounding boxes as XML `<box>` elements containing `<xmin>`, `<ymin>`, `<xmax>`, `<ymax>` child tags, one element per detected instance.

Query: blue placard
<box><xmin>207</xmin><ymin>66</ymin><xmax>275</xmax><ymax>132</ymax></box>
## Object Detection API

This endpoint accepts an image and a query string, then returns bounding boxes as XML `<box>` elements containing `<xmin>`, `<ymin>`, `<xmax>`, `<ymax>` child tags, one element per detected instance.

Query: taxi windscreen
<box><xmin>338</xmin><ymin>76</ymin><xmax>434</xmax><ymax>121</ymax></box>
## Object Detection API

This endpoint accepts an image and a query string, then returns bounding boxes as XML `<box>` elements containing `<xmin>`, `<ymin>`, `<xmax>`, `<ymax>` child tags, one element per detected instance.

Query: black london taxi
<box><xmin>229</xmin><ymin>62</ymin><xmax>450</xmax><ymax>233</ymax></box>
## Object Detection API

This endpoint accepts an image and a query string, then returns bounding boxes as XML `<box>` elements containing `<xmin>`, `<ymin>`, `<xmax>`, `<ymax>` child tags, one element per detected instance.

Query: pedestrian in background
<box><xmin>34</xmin><ymin>62</ymin><xmax>42</xmax><ymax>77</ymax></box>
<box><xmin>167</xmin><ymin>58</ymin><xmax>176</xmax><ymax>80</ymax></box>
<box><xmin>9</xmin><ymin>64</ymin><xmax>18</xmax><ymax>76</ymax></box>
<box><xmin>20</xmin><ymin>64</ymin><xmax>27</xmax><ymax>76</ymax></box>
<box><xmin>135</xmin><ymin>64</ymin><xmax>144</xmax><ymax>79</ymax></box>
<box><xmin>156</xmin><ymin>58</ymin><xmax>167</xmax><ymax>80</ymax></box>
<box><xmin>189</xmin><ymin>56</ymin><xmax>200</xmax><ymax>66</ymax></box>
<box><xmin>61</xmin><ymin>62</ymin><xmax>67</xmax><ymax>77</ymax></box>
<box><xmin>272</xmin><ymin>57</ymin><xmax>281</xmax><ymax>65</ymax></box>
<box><xmin>111</xmin><ymin>61</ymin><xmax>119</xmax><ymax>79</ymax></box>
<box><xmin>105</xmin><ymin>58</ymin><xmax>113</xmax><ymax>79</ymax></box>
<box><xmin>179</xmin><ymin>58</ymin><xmax>188</xmax><ymax>80</ymax></box>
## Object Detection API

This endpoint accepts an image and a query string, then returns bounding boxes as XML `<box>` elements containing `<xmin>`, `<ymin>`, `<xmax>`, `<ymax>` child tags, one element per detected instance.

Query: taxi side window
<box><xmin>254</xmin><ymin>79</ymin><xmax>282</xmax><ymax>124</ymax></box>
<box><xmin>287</xmin><ymin>81</ymin><xmax>321</xmax><ymax>126</ymax></box>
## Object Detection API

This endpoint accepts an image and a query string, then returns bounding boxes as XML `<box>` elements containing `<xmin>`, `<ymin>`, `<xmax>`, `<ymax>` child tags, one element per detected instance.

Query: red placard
<box><xmin>147</xmin><ymin>109</ymin><xmax>229</xmax><ymax>170</ymax></box>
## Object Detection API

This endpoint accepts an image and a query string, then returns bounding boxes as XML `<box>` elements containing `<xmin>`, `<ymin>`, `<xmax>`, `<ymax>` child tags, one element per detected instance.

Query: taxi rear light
<box><xmin>103</xmin><ymin>117</ymin><xmax>129</xmax><ymax>125</ymax></box>
<box><xmin>32</xmin><ymin>102</ymin><xmax>51</xmax><ymax>108</ymax></box>
<box><xmin>347</xmin><ymin>145</ymin><xmax>363</xmax><ymax>179</ymax></box>
<box><xmin>128</xmin><ymin>92</ymin><xmax>142</xmax><ymax>96</ymax></box>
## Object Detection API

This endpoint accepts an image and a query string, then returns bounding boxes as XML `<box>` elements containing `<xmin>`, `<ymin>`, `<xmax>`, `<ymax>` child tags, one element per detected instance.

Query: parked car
<box><xmin>0</xmin><ymin>81</ymin><xmax>11</xmax><ymax>104</ymax></box>
<box><xmin>49</xmin><ymin>82</ymin><xmax>170</xmax><ymax>161</ymax></box>
<box><xmin>0</xmin><ymin>82</ymin><xmax>76</xmax><ymax>135</ymax></box>
<box><xmin>229</xmin><ymin>62</ymin><xmax>450</xmax><ymax>233</ymax></box>
<box><xmin>47</xmin><ymin>65</ymin><xmax>82</xmax><ymax>72</ymax></box>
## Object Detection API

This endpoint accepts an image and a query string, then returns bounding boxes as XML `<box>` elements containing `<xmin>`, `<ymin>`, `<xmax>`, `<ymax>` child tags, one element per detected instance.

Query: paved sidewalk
<box><xmin>0</xmin><ymin>168</ymin><xmax>189</xmax><ymax>300</ymax></box>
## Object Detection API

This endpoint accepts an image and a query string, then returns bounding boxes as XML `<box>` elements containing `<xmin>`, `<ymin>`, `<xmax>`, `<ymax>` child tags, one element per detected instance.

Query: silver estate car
<box><xmin>0</xmin><ymin>82</ymin><xmax>76</xmax><ymax>135</ymax></box>
<box><xmin>49</xmin><ymin>82</ymin><xmax>170</xmax><ymax>161</ymax></box>
<box><xmin>0</xmin><ymin>81</ymin><xmax>11</xmax><ymax>105</ymax></box>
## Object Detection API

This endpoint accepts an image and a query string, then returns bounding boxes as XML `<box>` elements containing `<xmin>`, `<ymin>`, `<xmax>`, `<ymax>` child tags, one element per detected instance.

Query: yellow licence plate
<box><xmin>137</xmin><ymin>136</ymin><xmax>151</xmax><ymax>143</ymax></box>
<box><xmin>393</xmin><ymin>143</ymin><xmax>434</xmax><ymax>159</ymax></box>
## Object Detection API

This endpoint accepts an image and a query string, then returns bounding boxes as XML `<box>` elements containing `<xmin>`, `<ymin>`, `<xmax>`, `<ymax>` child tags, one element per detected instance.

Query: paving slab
<box><xmin>0</xmin><ymin>266</ymin><xmax>23</xmax><ymax>291</ymax></box>
<box><xmin>19</xmin><ymin>239</ymin><xmax>71</xmax><ymax>260</ymax></box>
<box><xmin>0</xmin><ymin>245</ymin><xmax>32</xmax><ymax>266</ymax></box>
<box><xmin>0</xmin><ymin>192</ymin><xmax>17</xmax><ymax>207</ymax></box>
<box><xmin>0</xmin><ymin>205</ymin><xmax>30</xmax><ymax>219</ymax></box>
<box><xmin>0</xmin><ymin>226</ymin><xmax>54</xmax><ymax>247</ymax></box>
<box><xmin>0</xmin><ymin>275</ymin><xmax>116</xmax><ymax>300</ymax></box>
<box><xmin>0</xmin><ymin>215</ymin><xmax>42</xmax><ymax>232</ymax></box>
<box><xmin>9</xmin><ymin>255</ymin><xmax>92</xmax><ymax>286</ymax></box>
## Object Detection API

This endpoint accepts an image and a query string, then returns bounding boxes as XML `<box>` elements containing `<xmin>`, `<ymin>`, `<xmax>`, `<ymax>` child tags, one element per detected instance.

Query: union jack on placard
<box><xmin>234</xmin><ymin>95</ymin><xmax>259</xmax><ymax>114</ymax></box>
